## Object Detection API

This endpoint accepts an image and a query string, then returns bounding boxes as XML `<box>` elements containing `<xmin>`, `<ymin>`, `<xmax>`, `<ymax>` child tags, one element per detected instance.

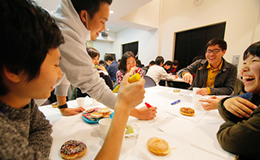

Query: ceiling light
<box><xmin>106</xmin><ymin>28</ymin><xmax>110</xmax><ymax>31</ymax></box>
<box><xmin>109</xmin><ymin>10</ymin><xmax>114</xmax><ymax>14</ymax></box>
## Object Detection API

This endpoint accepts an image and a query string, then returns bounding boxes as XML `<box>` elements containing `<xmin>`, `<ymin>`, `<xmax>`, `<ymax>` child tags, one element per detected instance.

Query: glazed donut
<box><xmin>60</xmin><ymin>140</ymin><xmax>87</xmax><ymax>159</ymax></box>
<box><xmin>180</xmin><ymin>107</ymin><xmax>195</xmax><ymax>116</ymax></box>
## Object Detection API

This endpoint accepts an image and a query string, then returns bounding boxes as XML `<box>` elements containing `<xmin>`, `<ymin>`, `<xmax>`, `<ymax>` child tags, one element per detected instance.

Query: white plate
<box><xmin>125</xmin><ymin>124</ymin><xmax>139</xmax><ymax>138</ymax></box>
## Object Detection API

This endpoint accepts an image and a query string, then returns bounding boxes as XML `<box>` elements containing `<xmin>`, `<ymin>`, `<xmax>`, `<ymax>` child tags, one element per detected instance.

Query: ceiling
<box><xmin>105</xmin><ymin>0</ymin><xmax>153</xmax><ymax>32</ymax></box>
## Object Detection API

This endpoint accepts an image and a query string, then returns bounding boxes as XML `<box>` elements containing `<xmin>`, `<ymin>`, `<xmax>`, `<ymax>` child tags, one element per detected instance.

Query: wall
<box><xmin>159</xmin><ymin>0</ymin><xmax>260</xmax><ymax>72</ymax></box>
<box><xmin>115</xmin><ymin>28</ymin><xmax>159</xmax><ymax>65</ymax></box>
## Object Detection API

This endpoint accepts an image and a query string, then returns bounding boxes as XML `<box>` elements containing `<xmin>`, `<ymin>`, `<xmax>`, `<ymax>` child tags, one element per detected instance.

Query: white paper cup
<box><xmin>193</xmin><ymin>94</ymin><xmax>202</xmax><ymax>110</ymax></box>
<box><xmin>99</xmin><ymin>118</ymin><xmax>112</xmax><ymax>139</ymax></box>
<box><xmin>76</xmin><ymin>97</ymin><xmax>85</xmax><ymax>107</ymax></box>
<box><xmin>193</xmin><ymin>87</ymin><xmax>200</xmax><ymax>96</ymax></box>
<box><xmin>92</xmin><ymin>98</ymin><xmax>99</xmax><ymax>106</ymax></box>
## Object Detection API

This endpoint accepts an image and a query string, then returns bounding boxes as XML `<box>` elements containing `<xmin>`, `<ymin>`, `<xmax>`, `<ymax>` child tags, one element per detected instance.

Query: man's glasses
<box><xmin>206</xmin><ymin>49</ymin><xmax>221</xmax><ymax>54</ymax></box>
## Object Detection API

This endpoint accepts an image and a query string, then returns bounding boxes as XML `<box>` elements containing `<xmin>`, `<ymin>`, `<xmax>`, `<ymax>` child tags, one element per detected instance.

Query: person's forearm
<box><xmin>129</xmin><ymin>108</ymin><xmax>139</xmax><ymax>118</ymax></box>
<box><xmin>95</xmin><ymin>102</ymin><xmax>130</xmax><ymax>160</ymax></box>
<box><xmin>57</xmin><ymin>96</ymin><xmax>67</xmax><ymax>106</ymax></box>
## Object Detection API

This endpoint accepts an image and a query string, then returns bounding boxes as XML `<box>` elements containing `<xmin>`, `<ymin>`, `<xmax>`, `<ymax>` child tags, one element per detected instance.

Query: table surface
<box><xmin>39</xmin><ymin>86</ymin><xmax>236</xmax><ymax>160</ymax></box>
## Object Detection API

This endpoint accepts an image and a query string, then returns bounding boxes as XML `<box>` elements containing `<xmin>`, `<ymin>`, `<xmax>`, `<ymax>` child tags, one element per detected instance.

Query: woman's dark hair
<box><xmin>118</xmin><ymin>51</ymin><xmax>135</xmax><ymax>73</ymax></box>
<box><xmin>71</xmin><ymin>0</ymin><xmax>112</xmax><ymax>19</ymax></box>
<box><xmin>155</xmin><ymin>56</ymin><xmax>164</xmax><ymax>65</ymax></box>
<box><xmin>243</xmin><ymin>41</ymin><xmax>260</xmax><ymax>60</ymax></box>
<box><xmin>87</xmin><ymin>47</ymin><xmax>100</xmax><ymax>59</ymax></box>
<box><xmin>0</xmin><ymin>0</ymin><xmax>64</xmax><ymax>95</ymax></box>
<box><xmin>205</xmin><ymin>38</ymin><xmax>227</xmax><ymax>51</ymax></box>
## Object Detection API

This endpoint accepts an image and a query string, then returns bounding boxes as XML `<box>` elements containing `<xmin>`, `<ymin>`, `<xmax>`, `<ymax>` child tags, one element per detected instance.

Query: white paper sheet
<box><xmin>134</xmin><ymin>125</ymin><xmax>193</xmax><ymax>160</ymax></box>
<box><xmin>165</xmin><ymin>102</ymin><xmax>207</xmax><ymax>123</ymax></box>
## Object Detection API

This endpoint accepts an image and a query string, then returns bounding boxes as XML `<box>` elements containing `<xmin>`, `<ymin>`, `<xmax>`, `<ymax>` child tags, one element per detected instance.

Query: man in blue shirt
<box><xmin>105</xmin><ymin>55</ymin><xmax>118</xmax><ymax>83</ymax></box>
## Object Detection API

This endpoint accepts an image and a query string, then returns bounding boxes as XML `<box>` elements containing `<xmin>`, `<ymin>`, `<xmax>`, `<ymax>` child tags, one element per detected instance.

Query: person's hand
<box><xmin>98</xmin><ymin>65</ymin><xmax>107</xmax><ymax>72</ymax></box>
<box><xmin>135</xmin><ymin>106</ymin><xmax>157</xmax><ymax>120</ymax></box>
<box><xmin>60</xmin><ymin>107</ymin><xmax>85</xmax><ymax>116</ymax></box>
<box><xmin>199</xmin><ymin>96</ymin><xmax>222</xmax><ymax>111</ymax></box>
<box><xmin>183</xmin><ymin>72</ymin><xmax>193</xmax><ymax>85</ymax></box>
<box><xmin>129</xmin><ymin>66</ymin><xmax>138</xmax><ymax>76</ymax></box>
<box><xmin>116</xmin><ymin>74</ymin><xmax>145</xmax><ymax>111</ymax></box>
<box><xmin>196</xmin><ymin>88</ymin><xmax>208</xmax><ymax>96</ymax></box>
<box><xmin>223</xmin><ymin>97</ymin><xmax>257</xmax><ymax>118</ymax></box>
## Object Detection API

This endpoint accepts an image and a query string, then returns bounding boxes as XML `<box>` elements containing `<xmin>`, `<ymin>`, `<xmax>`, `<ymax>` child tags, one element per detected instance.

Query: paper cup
<box><xmin>193</xmin><ymin>87</ymin><xmax>200</xmax><ymax>96</ymax></box>
<box><xmin>193</xmin><ymin>94</ymin><xmax>202</xmax><ymax>110</ymax></box>
<box><xmin>76</xmin><ymin>97</ymin><xmax>85</xmax><ymax>107</ymax></box>
<box><xmin>99</xmin><ymin>118</ymin><xmax>112</xmax><ymax>139</ymax></box>
<box><xmin>92</xmin><ymin>98</ymin><xmax>99</xmax><ymax>106</ymax></box>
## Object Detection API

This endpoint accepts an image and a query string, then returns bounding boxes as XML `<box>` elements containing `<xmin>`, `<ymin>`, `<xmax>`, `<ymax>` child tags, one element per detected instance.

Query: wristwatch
<box><xmin>58</xmin><ymin>103</ymin><xmax>68</xmax><ymax>109</ymax></box>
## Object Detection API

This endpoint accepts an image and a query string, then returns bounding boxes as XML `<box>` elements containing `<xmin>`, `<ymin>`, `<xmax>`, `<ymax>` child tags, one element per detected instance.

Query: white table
<box><xmin>39</xmin><ymin>86</ymin><xmax>236</xmax><ymax>160</ymax></box>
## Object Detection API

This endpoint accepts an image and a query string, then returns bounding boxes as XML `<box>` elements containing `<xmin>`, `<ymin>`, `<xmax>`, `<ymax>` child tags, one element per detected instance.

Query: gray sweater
<box><xmin>0</xmin><ymin>100</ymin><xmax>52</xmax><ymax>159</ymax></box>
<box><xmin>51</xmin><ymin>0</ymin><xmax>116</xmax><ymax>108</ymax></box>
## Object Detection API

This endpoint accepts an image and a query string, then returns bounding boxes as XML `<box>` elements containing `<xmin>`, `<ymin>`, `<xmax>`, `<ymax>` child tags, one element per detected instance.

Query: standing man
<box><xmin>177</xmin><ymin>38</ymin><xmax>237</xmax><ymax>96</ymax></box>
<box><xmin>51</xmin><ymin>0</ymin><xmax>156</xmax><ymax>120</ymax></box>
<box><xmin>104</xmin><ymin>55</ymin><xmax>118</xmax><ymax>83</ymax></box>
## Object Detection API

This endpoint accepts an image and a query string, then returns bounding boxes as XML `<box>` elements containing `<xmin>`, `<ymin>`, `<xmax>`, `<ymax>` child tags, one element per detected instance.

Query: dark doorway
<box><xmin>174</xmin><ymin>22</ymin><xmax>226</xmax><ymax>70</ymax></box>
<box><xmin>122</xmin><ymin>41</ymin><xmax>138</xmax><ymax>58</ymax></box>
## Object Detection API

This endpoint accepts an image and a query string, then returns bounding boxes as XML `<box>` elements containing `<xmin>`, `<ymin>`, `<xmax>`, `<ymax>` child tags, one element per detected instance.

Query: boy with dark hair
<box><xmin>0</xmin><ymin>0</ymin><xmax>64</xmax><ymax>158</ymax></box>
<box><xmin>170</xmin><ymin>60</ymin><xmax>179</xmax><ymax>75</ymax></box>
<box><xmin>177</xmin><ymin>38</ymin><xmax>237</xmax><ymax>95</ymax></box>
<box><xmin>0</xmin><ymin>1</ymin><xmax>147</xmax><ymax>159</ymax></box>
<box><xmin>146</xmin><ymin>56</ymin><xmax>175</xmax><ymax>85</ymax></box>
<box><xmin>105</xmin><ymin>54</ymin><xmax>118</xmax><ymax>82</ymax></box>
<box><xmin>163</xmin><ymin>60</ymin><xmax>173</xmax><ymax>73</ymax></box>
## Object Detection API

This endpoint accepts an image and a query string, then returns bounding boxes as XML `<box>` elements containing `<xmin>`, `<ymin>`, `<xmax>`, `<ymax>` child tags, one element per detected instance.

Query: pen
<box><xmin>171</xmin><ymin>100</ymin><xmax>180</xmax><ymax>105</ymax></box>
<box><xmin>145</xmin><ymin>102</ymin><xmax>152</xmax><ymax>108</ymax></box>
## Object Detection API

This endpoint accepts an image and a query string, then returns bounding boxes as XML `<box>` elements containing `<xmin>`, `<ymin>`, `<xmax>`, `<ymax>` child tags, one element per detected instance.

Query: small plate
<box><xmin>125</xmin><ymin>124</ymin><xmax>139</xmax><ymax>138</ymax></box>
<box><xmin>82</xmin><ymin>112</ymin><xmax>114</xmax><ymax>124</ymax></box>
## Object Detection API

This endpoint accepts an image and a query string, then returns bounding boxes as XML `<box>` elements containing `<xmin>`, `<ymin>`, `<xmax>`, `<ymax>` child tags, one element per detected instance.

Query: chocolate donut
<box><xmin>60</xmin><ymin>140</ymin><xmax>87</xmax><ymax>159</ymax></box>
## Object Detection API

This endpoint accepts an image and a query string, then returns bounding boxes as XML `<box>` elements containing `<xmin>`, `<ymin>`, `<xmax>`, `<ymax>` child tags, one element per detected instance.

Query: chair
<box><xmin>144</xmin><ymin>75</ymin><xmax>156</xmax><ymax>88</ymax></box>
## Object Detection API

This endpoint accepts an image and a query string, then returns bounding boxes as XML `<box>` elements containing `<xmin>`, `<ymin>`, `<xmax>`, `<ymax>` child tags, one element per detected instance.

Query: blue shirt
<box><xmin>107</xmin><ymin>61</ymin><xmax>118</xmax><ymax>82</ymax></box>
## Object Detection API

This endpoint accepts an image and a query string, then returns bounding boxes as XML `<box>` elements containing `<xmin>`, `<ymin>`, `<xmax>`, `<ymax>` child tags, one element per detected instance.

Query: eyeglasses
<box><xmin>206</xmin><ymin>49</ymin><xmax>221</xmax><ymax>54</ymax></box>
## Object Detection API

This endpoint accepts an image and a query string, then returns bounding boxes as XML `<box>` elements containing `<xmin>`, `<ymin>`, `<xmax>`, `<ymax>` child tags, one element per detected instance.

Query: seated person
<box><xmin>0</xmin><ymin>1</ymin><xmax>64</xmax><ymax>158</ymax></box>
<box><xmin>116</xmin><ymin>51</ymin><xmax>145</xmax><ymax>85</ymax></box>
<box><xmin>170</xmin><ymin>60</ymin><xmax>179</xmax><ymax>75</ymax></box>
<box><xmin>72</xmin><ymin>47</ymin><xmax>113</xmax><ymax>99</ymax></box>
<box><xmin>217</xmin><ymin>41</ymin><xmax>260</xmax><ymax>160</ymax></box>
<box><xmin>0</xmin><ymin>1</ymin><xmax>148</xmax><ymax>159</ymax></box>
<box><xmin>104</xmin><ymin>54</ymin><xmax>118</xmax><ymax>83</ymax></box>
<box><xmin>163</xmin><ymin>60</ymin><xmax>173</xmax><ymax>74</ymax></box>
<box><xmin>146</xmin><ymin>56</ymin><xmax>175</xmax><ymax>86</ymax></box>
<box><xmin>142</xmin><ymin>60</ymin><xmax>155</xmax><ymax>75</ymax></box>
<box><xmin>177</xmin><ymin>38</ymin><xmax>237</xmax><ymax>96</ymax></box>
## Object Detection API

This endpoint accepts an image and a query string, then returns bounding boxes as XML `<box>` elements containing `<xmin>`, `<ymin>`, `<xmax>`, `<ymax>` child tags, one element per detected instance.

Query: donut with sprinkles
<box><xmin>60</xmin><ymin>140</ymin><xmax>87</xmax><ymax>159</ymax></box>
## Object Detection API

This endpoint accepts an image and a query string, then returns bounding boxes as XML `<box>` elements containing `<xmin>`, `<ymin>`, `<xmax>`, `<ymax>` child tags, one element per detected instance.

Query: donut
<box><xmin>147</xmin><ymin>137</ymin><xmax>170</xmax><ymax>156</ymax></box>
<box><xmin>180</xmin><ymin>107</ymin><xmax>195</xmax><ymax>116</ymax></box>
<box><xmin>173</xmin><ymin>89</ymin><xmax>181</xmax><ymax>93</ymax></box>
<box><xmin>60</xmin><ymin>140</ymin><xmax>87</xmax><ymax>159</ymax></box>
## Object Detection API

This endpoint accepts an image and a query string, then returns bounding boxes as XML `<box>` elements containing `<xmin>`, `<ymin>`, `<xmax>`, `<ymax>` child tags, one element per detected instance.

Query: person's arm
<box><xmin>217</xmin><ymin>101</ymin><xmax>260</xmax><ymax>155</ymax></box>
<box><xmin>58</xmin><ymin>34</ymin><xmax>116</xmax><ymax>108</ymax></box>
<box><xmin>57</xmin><ymin>96</ymin><xmax>85</xmax><ymax>116</ymax></box>
<box><xmin>95</xmin><ymin>74</ymin><xmax>145</xmax><ymax>159</ymax></box>
<box><xmin>199</xmin><ymin>96</ymin><xmax>222</xmax><ymax>111</ymax></box>
<box><xmin>177</xmin><ymin>60</ymin><xmax>201</xmax><ymax>84</ymax></box>
<box><xmin>223</xmin><ymin>96</ymin><xmax>257</xmax><ymax>118</ymax></box>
